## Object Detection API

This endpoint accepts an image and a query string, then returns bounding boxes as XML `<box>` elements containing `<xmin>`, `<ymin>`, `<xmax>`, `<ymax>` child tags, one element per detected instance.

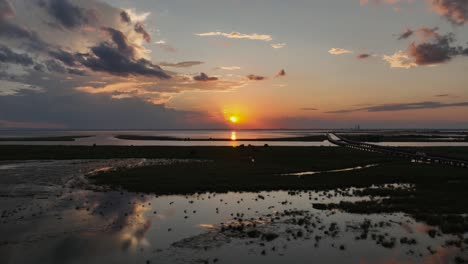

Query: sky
<box><xmin>0</xmin><ymin>0</ymin><xmax>468</xmax><ymax>129</ymax></box>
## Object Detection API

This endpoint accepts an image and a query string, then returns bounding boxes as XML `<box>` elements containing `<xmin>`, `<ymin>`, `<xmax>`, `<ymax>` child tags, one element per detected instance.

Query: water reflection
<box><xmin>231</xmin><ymin>131</ymin><xmax>237</xmax><ymax>141</ymax></box>
<box><xmin>0</xmin><ymin>160</ymin><xmax>467</xmax><ymax>264</ymax></box>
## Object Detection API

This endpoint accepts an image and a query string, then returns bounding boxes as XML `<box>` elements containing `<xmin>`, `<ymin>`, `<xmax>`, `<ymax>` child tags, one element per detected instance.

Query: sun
<box><xmin>229</xmin><ymin>116</ymin><xmax>239</xmax><ymax>123</ymax></box>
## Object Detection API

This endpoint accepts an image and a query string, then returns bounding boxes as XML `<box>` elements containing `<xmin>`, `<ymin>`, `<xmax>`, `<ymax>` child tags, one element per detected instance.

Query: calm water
<box><xmin>1</xmin><ymin>160</ymin><xmax>466</xmax><ymax>263</ymax></box>
<box><xmin>1</xmin><ymin>129</ymin><xmax>468</xmax><ymax>147</ymax></box>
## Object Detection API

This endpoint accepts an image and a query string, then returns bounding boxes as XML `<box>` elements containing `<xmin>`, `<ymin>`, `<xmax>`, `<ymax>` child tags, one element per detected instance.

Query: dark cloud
<box><xmin>398</xmin><ymin>29</ymin><xmax>414</xmax><ymax>40</ymax></box>
<box><xmin>33</xmin><ymin>64</ymin><xmax>46</xmax><ymax>72</ymax></box>
<box><xmin>66</xmin><ymin>68</ymin><xmax>86</xmax><ymax>76</ymax></box>
<box><xmin>436</xmin><ymin>94</ymin><xmax>450</xmax><ymax>97</ymax></box>
<box><xmin>247</xmin><ymin>74</ymin><xmax>266</xmax><ymax>81</ymax></box>
<box><xmin>429</xmin><ymin>0</ymin><xmax>468</xmax><ymax>25</ymax></box>
<box><xmin>101</xmin><ymin>27</ymin><xmax>135</xmax><ymax>57</ymax></box>
<box><xmin>43</xmin><ymin>0</ymin><xmax>90</xmax><ymax>29</ymax></box>
<box><xmin>300</xmin><ymin>108</ymin><xmax>318</xmax><ymax>111</ymax></box>
<box><xmin>357</xmin><ymin>53</ymin><xmax>372</xmax><ymax>59</ymax></box>
<box><xmin>397</xmin><ymin>27</ymin><xmax>440</xmax><ymax>40</ymax></box>
<box><xmin>193</xmin><ymin>72</ymin><xmax>218</xmax><ymax>81</ymax></box>
<box><xmin>408</xmin><ymin>33</ymin><xmax>468</xmax><ymax>65</ymax></box>
<box><xmin>276</xmin><ymin>69</ymin><xmax>286</xmax><ymax>77</ymax></box>
<box><xmin>0</xmin><ymin>44</ymin><xmax>34</xmax><ymax>66</ymax></box>
<box><xmin>0</xmin><ymin>21</ymin><xmax>45</xmax><ymax>49</ymax></box>
<box><xmin>327</xmin><ymin>101</ymin><xmax>468</xmax><ymax>114</ymax></box>
<box><xmin>49</xmin><ymin>49</ymin><xmax>79</xmax><ymax>67</ymax></box>
<box><xmin>0</xmin><ymin>86</ymin><xmax>215</xmax><ymax>129</ymax></box>
<box><xmin>62</xmin><ymin>27</ymin><xmax>170</xmax><ymax>78</ymax></box>
<box><xmin>3</xmin><ymin>23</ymin><xmax>170</xmax><ymax>78</ymax></box>
<box><xmin>120</xmin><ymin>10</ymin><xmax>131</xmax><ymax>24</ymax></box>
<box><xmin>79</xmin><ymin>43</ymin><xmax>170</xmax><ymax>78</ymax></box>
<box><xmin>42</xmin><ymin>59</ymin><xmax>85</xmax><ymax>76</ymax></box>
<box><xmin>0</xmin><ymin>8</ymin><xmax>49</xmax><ymax>51</ymax></box>
<box><xmin>159</xmin><ymin>61</ymin><xmax>204</xmax><ymax>68</ymax></box>
<box><xmin>44</xmin><ymin>59</ymin><xmax>67</xmax><ymax>74</ymax></box>
<box><xmin>134</xmin><ymin>22</ymin><xmax>151</xmax><ymax>43</ymax></box>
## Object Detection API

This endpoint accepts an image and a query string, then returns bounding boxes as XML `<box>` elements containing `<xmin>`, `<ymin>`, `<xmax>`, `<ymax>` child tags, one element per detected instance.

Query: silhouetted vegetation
<box><xmin>115</xmin><ymin>135</ymin><xmax>327</xmax><ymax>142</ymax></box>
<box><xmin>339</xmin><ymin>134</ymin><xmax>467</xmax><ymax>142</ymax></box>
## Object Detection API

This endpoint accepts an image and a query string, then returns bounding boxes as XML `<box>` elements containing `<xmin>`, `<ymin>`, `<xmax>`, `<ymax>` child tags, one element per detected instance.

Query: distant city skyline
<box><xmin>1</xmin><ymin>0</ymin><xmax>467</xmax><ymax>129</ymax></box>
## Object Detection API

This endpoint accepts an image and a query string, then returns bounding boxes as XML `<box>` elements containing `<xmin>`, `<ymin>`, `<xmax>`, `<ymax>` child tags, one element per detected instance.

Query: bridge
<box><xmin>327</xmin><ymin>133</ymin><xmax>468</xmax><ymax>169</ymax></box>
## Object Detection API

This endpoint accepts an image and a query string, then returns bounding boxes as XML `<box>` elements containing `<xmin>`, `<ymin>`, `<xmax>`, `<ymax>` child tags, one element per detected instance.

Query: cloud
<box><xmin>74</xmin><ymin>73</ymin><xmax>246</xmax><ymax>104</ymax></box>
<box><xmin>326</xmin><ymin>101</ymin><xmax>468</xmax><ymax>113</ymax></box>
<box><xmin>120</xmin><ymin>10</ymin><xmax>131</xmax><ymax>24</ymax></box>
<box><xmin>0</xmin><ymin>0</ymin><xmax>254</xmax><ymax>129</ymax></box>
<box><xmin>271</xmin><ymin>43</ymin><xmax>286</xmax><ymax>49</ymax></box>
<box><xmin>0</xmin><ymin>119</ymin><xmax>66</xmax><ymax>129</ymax></box>
<box><xmin>79</xmin><ymin>42</ymin><xmax>170</xmax><ymax>78</ymax></box>
<box><xmin>408</xmin><ymin>33</ymin><xmax>468</xmax><ymax>65</ymax></box>
<box><xmin>388</xmin><ymin>30</ymin><xmax>467</xmax><ymax>68</ymax></box>
<box><xmin>0</xmin><ymin>21</ymin><xmax>46</xmax><ymax>50</ymax></box>
<box><xmin>361</xmin><ymin>0</ymin><xmax>467</xmax><ymax>25</ymax></box>
<box><xmin>398</xmin><ymin>28</ymin><xmax>414</xmax><ymax>40</ymax></box>
<box><xmin>0</xmin><ymin>80</ymin><xmax>43</xmax><ymax>96</ymax></box>
<box><xmin>195</xmin><ymin>31</ymin><xmax>273</xmax><ymax>41</ymax></box>
<box><xmin>101</xmin><ymin>27</ymin><xmax>136</xmax><ymax>57</ymax></box>
<box><xmin>193</xmin><ymin>72</ymin><xmax>218</xmax><ymax>81</ymax></box>
<box><xmin>397</xmin><ymin>27</ymin><xmax>440</xmax><ymax>40</ymax></box>
<box><xmin>134</xmin><ymin>22</ymin><xmax>151</xmax><ymax>43</ymax></box>
<box><xmin>0</xmin><ymin>0</ymin><xmax>14</xmax><ymax>19</ymax></box>
<box><xmin>328</xmin><ymin>48</ymin><xmax>353</xmax><ymax>55</ymax></box>
<box><xmin>357</xmin><ymin>53</ymin><xmax>372</xmax><ymax>59</ymax></box>
<box><xmin>76</xmin><ymin>81</ymin><xmax>172</xmax><ymax>104</ymax></box>
<box><xmin>36</xmin><ymin>26</ymin><xmax>171</xmax><ymax>78</ymax></box>
<box><xmin>276</xmin><ymin>69</ymin><xmax>286</xmax><ymax>77</ymax></box>
<box><xmin>417</xmin><ymin>27</ymin><xmax>440</xmax><ymax>40</ymax></box>
<box><xmin>155</xmin><ymin>40</ymin><xmax>177</xmax><ymax>53</ymax></box>
<box><xmin>123</xmin><ymin>8</ymin><xmax>151</xmax><ymax>22</ymax></box>
<box><xmin>435</xmin><ymin>94</ymin><xmax>450</xmax><ymax>97</ymax></box>
<box><xmin>360</xmin><ymin>0</ymin><xmax>413</xmax><ymax>6</ymax></box>
<box><xmin>300</xmin><ymin>107</ymin><xmax>318</xmax><ymax>111</ymax></box>
<box><xmin>0</xmin><ymin>44</ymin><xmax>34</xmax><ymax>66</ymax></box>
<box><xmin>49</xmin><ymin>49</ymin><xmax>80</xmax><ymax>67</ymax></box>
<box><xmin>216</xmin><ymin>66</ymin><xmax>241</xmax><ymax>71</ymax></box>
<box><xmin>247</xmin><ymin>74</ymin><xmax>266</xmax><ymax>81</ymax></box>
<box><xmin>44</xmin><ymin>59</ymin><xmax>67</xmax><ymax>74</ymax></box>
<box><xmin>429</xmin><ymin>0</ymin><xmax>468</xmax><ymax>25</ymax></box>
<box><xmin>160</xmin><ymin>61</ymin><xmax>204</xmax><ymax>68</ymax></box>
<box><xmin>0</xmin><ymin>84</ymin><xmax>218</xmax><ymax>129</ymax></box>
<box><xmin>41</xmin><ymin>0</ymin><xmax>91</xmax><ymax>29</ymax></box>
<box><xmin>382</xmin><ymin>50</ymin><xmax>417</xmax><ymax>68</ymax></box>
<box><xmin>41</xmin><ymin>59</ymin><xmax>86</xmax><ymax>75</ymax></box>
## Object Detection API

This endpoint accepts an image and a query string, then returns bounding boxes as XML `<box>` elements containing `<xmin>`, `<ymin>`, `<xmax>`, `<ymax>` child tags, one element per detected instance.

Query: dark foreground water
<box><xmin>1</xmin><ymin>160</ymin><xmax>467</xmax><ymax>263</ymax></box>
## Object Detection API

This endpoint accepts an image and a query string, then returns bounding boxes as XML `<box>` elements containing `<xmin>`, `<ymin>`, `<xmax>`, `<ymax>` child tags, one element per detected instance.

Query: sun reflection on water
<box><xmin>230</xmin><ymin>131</ymin><xmax>237</xmax><ymax>141</ymax></box>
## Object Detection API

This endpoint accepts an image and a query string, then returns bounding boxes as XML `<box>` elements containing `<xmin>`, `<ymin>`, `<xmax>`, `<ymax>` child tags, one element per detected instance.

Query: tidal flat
<box><xmin>1</xmin><ymin>146</ymin><xmax>468</xmax><ymax>263</ymax></box>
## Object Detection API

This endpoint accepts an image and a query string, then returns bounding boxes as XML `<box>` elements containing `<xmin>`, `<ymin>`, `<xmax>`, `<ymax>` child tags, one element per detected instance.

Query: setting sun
<box><xmin>229</xmin><ymin>116</ymin><xmax>239</xmax><ymax>123</ymax></box>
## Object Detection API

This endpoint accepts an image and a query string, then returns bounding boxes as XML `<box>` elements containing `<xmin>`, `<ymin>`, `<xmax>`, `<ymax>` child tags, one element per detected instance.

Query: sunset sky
<box><xmin>1</xmin><ymin>0</ymin><xmax>467</xmax><ymax>129</ymax></box>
